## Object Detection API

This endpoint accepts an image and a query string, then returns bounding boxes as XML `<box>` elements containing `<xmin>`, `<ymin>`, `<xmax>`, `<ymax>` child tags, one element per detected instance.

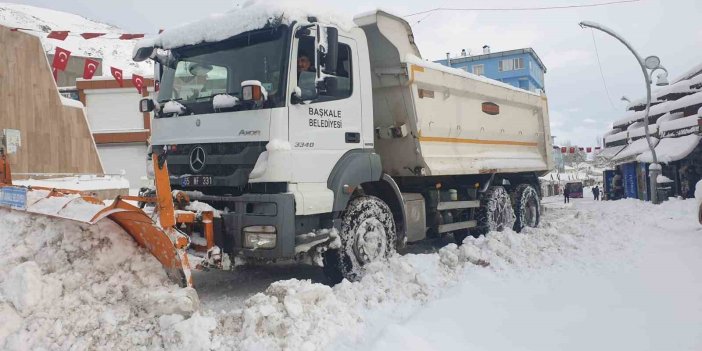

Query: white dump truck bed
<box><xmin>355</xmin><ymin>11</ymin><xmax>553</xmax><ymax>177</ymax></box>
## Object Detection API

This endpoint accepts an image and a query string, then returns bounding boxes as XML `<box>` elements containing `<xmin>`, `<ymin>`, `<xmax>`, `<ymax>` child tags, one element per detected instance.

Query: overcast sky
<box><xmin>10</xmin><ymin>0</ymin><xmax>702</xmax><ymax>146</ymax></box>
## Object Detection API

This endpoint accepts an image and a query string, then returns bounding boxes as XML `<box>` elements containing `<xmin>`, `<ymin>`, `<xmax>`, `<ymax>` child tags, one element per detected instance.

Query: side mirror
<box><xmin>323</xmin><ymin>27</ymin><xmax>338</xmax><ymax>75</ymax></box>
<box><xmin>315</xmin><ymin>25</ymin><xmax>339</xmax><ymax>76</ymax></box>
<box><xmin>133</xmin><ymin>46</ymin><xmax>155</xmax><ymax>62</ymax></box>
<box><xmin>139</xmin><ymin>98</ymin><xmax>155</xmax><ymax>112</ymax></box>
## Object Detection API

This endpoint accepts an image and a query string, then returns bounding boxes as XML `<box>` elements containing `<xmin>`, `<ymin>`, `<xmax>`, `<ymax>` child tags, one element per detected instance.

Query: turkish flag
<box><xmin>586</xmin><ymin>147</ymin><xmax>592</xmax><ymax>153</ymax></box>
<box><xmin>47</xmin><ymin>31</ymin><xmax>69</xmax><ymax>40</ymax></box>
<box><xmin>132</xmin><ymin>74</ymin><xmax>145</xmax><ymax>94</ymax></box>
<box><xmin>154</xmin><ymin>80</ymin><xmax>160</xmax><ymax>92</ymax></box>
<box><xmin>561</xmin><ymin>147</ymin><xmax>567</xmax><ymax>153</ymax></box>
<box><xmin>119</xmin><ymin>33</ymin><xmax>145</xmax><ymax>40</ymax></box>
<box><xmin>569</xmin><ymin>147</ymin><xmax>575</xmax><ymax>154</ymax></box>
<box><xmin>52</xmin><ymin>47</ymin><xmax>71</xmax><ymax>71</ymax></box>
<box><xmin>83</xmin><ymin>58</ymin><xmax>100</xmax><ymax>79</ymax></box>
<box><xmin>111</xmin><ymin>67</ymin><xmax>124</xmax><ymax>87</ymax></box>
<box><xmin>81</xmin><ymin>32</ymin><xmax>105</xmax><ymax>39</ymax></box>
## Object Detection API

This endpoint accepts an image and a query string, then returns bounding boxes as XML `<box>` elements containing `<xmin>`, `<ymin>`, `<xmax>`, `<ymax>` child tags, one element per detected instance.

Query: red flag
<box><xmin>52</xmin><ymin>47</ymin><xmax>71</xmax><ymax>71</ymax></box>
<box><xmin>586</xmin><ymin>147</ymin><xmax>592</xmax><ymax>153</ymax></box>
<box><xmin>80</xmin><ymin>32</ymin><xmax>105</xmax><ymax>39</ymax></box>
<box><xmin>154</xmin><ymin>80</ymin><xmax>160</xmax><ymax>92</ymax></box>
<box><xmin>47</xmin><ymin>31</ymin><xmax>69</xmax><ymax>40</ymax></box>
<box><xmin>83</xmin><ymin>58</ymin><xmax>100</xmax><ymax>79</ymax></box>
<box><xmin>132</xmin><ymin>74</ymin><xmax>145</xmax><ymax>93</ymax></box>
<box><xmin>569</xmin><ymin>147</ymin><xmax>575</xmax><ymax>154</ymax></box>
<box><xmin>119</xmin><ymin>33</ymin><xmax>145</xmax><ymax>40</ymax></box>
<box><xmin>561</xmin><ymin>147</ymin><xmax>567</xmax><ymax>153</ymax></box>
<box><xmin>111</xmin><ymin>67</ymin><xmax>124</xmax><ymax>87</ymax></box>
<box><xmin>52</xmin><ymin>67</ymin><xmax>58</xmax><ymax>83</ymax></box>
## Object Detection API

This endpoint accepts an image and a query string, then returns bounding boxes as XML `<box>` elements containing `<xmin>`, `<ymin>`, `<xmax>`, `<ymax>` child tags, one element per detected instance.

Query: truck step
<box><xmin>437</xmin><ymin>220</ymin><xmax>477</xmax><ymax>233</ymax></box>
<box><xmin>437</xmin><ymin>200</ymin><xmax>480</xmax><ymax>211</ymax></box>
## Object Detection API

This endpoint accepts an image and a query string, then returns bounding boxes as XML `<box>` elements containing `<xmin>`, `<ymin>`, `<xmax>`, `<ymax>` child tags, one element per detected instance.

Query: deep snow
<box><xmin>0</xmin><ymin>195</ymin><xmax>701</xmax><ymax>350</ymax></box>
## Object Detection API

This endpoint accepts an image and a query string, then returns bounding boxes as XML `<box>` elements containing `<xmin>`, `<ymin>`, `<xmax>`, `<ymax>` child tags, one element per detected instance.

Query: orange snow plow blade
<box><xmin>0</xmin><ymin>152</ymin><xmax>193</xmax><ymax>287</ymax></box>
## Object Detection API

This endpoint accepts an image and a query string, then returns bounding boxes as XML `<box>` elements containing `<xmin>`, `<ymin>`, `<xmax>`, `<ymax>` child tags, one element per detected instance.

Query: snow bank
<box><xmin>0</xmin><ymin>208</ymin><xmax>208</xmax><ymax>350</ymax></box>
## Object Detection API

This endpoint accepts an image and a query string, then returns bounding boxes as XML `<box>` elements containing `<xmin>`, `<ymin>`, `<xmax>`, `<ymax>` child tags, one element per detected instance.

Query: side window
<box><xmin>296</xmin><ymin>39</ymin><xmax>353</xmax><ymax>102</ymax></box>
<box><xmin>326</xmin><ymin>43</ymin><xmax>352</xmax><ymax>99</ymax></box>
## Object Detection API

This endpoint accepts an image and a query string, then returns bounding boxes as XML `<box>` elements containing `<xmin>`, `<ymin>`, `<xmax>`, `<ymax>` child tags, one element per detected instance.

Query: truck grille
<box><xmin>154</xmin><ymin>142</ymin><xmax>266</xmax><ymax>187</ymax></box>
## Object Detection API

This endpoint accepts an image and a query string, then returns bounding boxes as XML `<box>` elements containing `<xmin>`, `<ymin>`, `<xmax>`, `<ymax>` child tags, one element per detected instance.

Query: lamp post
<box><xmin>579</xmin><ymin>21</ymin><xmax>669</xmax><ymax>204</ymax></box>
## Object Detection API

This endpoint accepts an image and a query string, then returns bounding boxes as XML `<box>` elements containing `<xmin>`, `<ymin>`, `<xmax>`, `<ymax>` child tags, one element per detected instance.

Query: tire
<box><xmin>322</xmin><ymin>196</ymin><xmax>396</xmax><ymax>284</ymax></box>
<box><xmin>476</xmin><ymin>186</ymin><xmax>515</xmax><ymax>234</ymax></box>
<box><xmin>511</xmin><ymin>184</ymin><xmax>541</xmax><ymax>233</ymax></box>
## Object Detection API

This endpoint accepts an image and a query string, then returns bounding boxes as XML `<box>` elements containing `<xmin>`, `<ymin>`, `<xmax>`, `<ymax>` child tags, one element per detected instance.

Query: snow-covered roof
<box><xmin>637</xmin><ymin>134</ymin><xmax>701</xmax><ymax>163</ymax></box>
<box><xmin>596</xmin><ymin>144</ymin><xmax>627</xmax><ymax>160</ymax></box>
<box><xmin>655</xmin><ymin>112</ymin><xmax>684</xmax><ymax>127</ymax></box>
<box><xmin>135</xmin><ymin>1</ymin><xmax>353</xmax><ymax>51</ymax></box>
<box><xmin>613</xmin><ymin>137</ymin><xmax>659</xmax><ymax>162</ymax></box>
<box><xmin>668</xmin><ymin>91</ymin><xmax>702</xmax><ymax>113</ymax></box>
<box><xmin>659</xmin><ymin>115</ymin><xmax>701</xmax><ymax>134</ymax></box>
<box><xmin>613</xmin><ymin>110</ymin><xmax>644</xmax><ymax>128</ymax></box>
<box><xmin>655</xmin><ymin>78</ymin><xmax>698</xmax><ymax>99</ymax></box>
<box><xmin>628</xmin><ymin>124</ymin><xmax>658</xmax><ymax>139</ymax></box>
<box><xmin>604</xmin><ymin>130</ymin><xmax>628</xmax><ymax>144</ymax></box>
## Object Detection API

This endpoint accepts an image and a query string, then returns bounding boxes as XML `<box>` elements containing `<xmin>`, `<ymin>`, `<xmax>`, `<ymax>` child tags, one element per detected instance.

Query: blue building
<box><xmin>434</xmin><ymin>46</ymin><xmax>547</xmax><ymax>93</ymax></box>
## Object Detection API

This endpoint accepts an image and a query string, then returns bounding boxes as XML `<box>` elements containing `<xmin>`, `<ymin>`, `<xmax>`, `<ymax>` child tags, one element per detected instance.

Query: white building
<box><xmin>76</xmin><ymin>76</ymin><xmax>154</xmax><ymax>188</ymax></box>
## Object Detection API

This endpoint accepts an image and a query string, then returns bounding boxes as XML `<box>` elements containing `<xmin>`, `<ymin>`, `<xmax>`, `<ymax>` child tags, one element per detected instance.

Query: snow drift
<box><xmin>0</xmin><ymin>209</ymin><xmax>203</xmax><ymax>350</ymax></box>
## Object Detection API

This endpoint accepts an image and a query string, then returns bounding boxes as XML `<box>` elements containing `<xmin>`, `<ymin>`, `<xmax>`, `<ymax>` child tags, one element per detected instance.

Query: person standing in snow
<box><xmin>564</xmin><ymin>185</ymin><xmax>570</xmax><ymax>204</ymax></box>
<box><xmin>592</xmin><ymin>185</ymin><xmax>600</xmax><ymax>201</ymax></box>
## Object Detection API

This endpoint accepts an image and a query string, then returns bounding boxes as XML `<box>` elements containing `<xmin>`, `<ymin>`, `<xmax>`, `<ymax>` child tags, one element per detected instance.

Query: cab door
<box><xmin>288</xmin><ymin>31</ymin><xmax>362</xmax><ymax>183</ymax></box>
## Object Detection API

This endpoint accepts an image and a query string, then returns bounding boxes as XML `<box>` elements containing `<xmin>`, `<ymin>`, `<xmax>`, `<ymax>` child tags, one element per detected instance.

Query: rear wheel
<box><xmin>511</xmin><ymin>184</ymin><xmax>541</xmax><ymax>232</ymax></box>
<box><xmin>477</xmin><ymin>186</ymin><xmax>515</xmax><ymax>234</ymax></box>
<box><xmin>323</xmin><ymin>196</ymin><xmax>396</xmax><ymax>284</ymax></box>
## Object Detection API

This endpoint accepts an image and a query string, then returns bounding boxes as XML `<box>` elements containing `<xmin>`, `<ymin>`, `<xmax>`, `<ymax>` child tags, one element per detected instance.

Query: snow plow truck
<box><xmin>0</xmin><ymin>8</ymin><xmax>553</xmax><ymax>287</ymax></box>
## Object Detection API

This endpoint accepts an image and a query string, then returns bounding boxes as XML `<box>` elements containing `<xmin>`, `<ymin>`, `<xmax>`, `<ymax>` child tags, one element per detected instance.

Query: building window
<box><xmin>472</xmin><ymin>64</ymin><xmax>484</xmax><ymax>76</ymax></box>
<box><xmin>499</xmin><ymin>57</ymin><xmax>525</xmax><ymax>72</ymax></box>
<box><xmin>498</xmin><ymin>59</ymin><xmax>513</xmax><ymax>72</ymax></box>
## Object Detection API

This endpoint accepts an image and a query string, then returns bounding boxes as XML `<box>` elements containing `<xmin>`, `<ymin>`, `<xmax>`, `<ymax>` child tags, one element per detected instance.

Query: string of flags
<box><xmin>8</xmin><ymin>26</ymin><xmax>159</xmax><ymax>94</ymax></box>
<box><xmin>554</xmin><ymin>146</ymin><xmax>602</xmax><ymax>154</ymax></box>
<box><xmin>9</xmin><ymin>27</ymin><xmax>147</xmax><ymax>40</ymax></box>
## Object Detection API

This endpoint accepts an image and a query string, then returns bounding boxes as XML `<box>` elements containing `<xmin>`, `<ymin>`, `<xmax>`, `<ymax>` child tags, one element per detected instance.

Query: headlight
<box><xmin>243</xmin><ymin>226</ymin><xmax>276</xmax><ymax>249</ymax></box>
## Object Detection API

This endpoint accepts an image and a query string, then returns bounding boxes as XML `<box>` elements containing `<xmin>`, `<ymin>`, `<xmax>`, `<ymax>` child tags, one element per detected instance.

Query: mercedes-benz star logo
<box><xmin>189</xmin><ymin>146</ymin><xmax>206</xmax><ymax>173</ymax></box>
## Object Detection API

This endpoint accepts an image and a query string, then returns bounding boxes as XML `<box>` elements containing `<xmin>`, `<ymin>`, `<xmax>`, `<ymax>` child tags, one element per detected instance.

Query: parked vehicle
<box><xmin>565</xmin><ymin>182</ymin><xmax>584</xmax><ymax>198</ymax></box>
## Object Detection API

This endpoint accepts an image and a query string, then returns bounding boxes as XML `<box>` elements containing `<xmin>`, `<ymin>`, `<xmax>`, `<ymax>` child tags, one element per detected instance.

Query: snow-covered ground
<box><xmin>1</xmin><ymin>195</ymin><xmax>701</xmax><ymax>350</ymax></box>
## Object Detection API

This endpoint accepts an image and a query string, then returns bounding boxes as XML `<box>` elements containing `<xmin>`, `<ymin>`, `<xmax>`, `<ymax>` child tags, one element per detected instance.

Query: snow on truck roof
<box><xmin>134</xmin><ymin>1</ymin><xmax>353</xmax><ymax>51</ymax></box>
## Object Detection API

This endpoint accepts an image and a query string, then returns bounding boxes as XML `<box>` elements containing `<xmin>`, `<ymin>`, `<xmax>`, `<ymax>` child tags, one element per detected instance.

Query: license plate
<box><xmin>181</xmin><ymin>176</ymin><xmax>213</xmax><ymax>187</ymax></box>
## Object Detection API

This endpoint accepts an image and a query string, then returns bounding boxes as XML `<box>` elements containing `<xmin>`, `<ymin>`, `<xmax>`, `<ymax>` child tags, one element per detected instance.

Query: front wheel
<box><xmin>322</xmin><ymin>196</ymin><xmax>396</xmax><ymax>284</ymax></box>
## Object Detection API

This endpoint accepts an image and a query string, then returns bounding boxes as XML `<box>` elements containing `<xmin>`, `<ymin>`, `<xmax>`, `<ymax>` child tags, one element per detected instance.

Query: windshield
<box><xmin>157</xmin><ymin>25</ymin><xmax>289</xmax><ymax>113</ymax></box>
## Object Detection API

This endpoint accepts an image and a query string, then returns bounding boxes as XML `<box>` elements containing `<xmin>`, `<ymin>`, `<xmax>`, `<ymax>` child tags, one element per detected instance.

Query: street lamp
<box><xmin>579</xmin><ymin>21</ymin><xmax>669</xmax><ymax>204</ymax></box>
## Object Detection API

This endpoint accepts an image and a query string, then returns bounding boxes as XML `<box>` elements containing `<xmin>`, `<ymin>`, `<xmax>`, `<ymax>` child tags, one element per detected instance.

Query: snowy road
<box><xmin>340</xmin><ymin>197</ymin><xmax>702</xmax><ymax>351</ymax></box>
<box><xmin>2</xmin><ymin>195</ymin><xmax>701</xmax><ymax>350</ymax></box>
